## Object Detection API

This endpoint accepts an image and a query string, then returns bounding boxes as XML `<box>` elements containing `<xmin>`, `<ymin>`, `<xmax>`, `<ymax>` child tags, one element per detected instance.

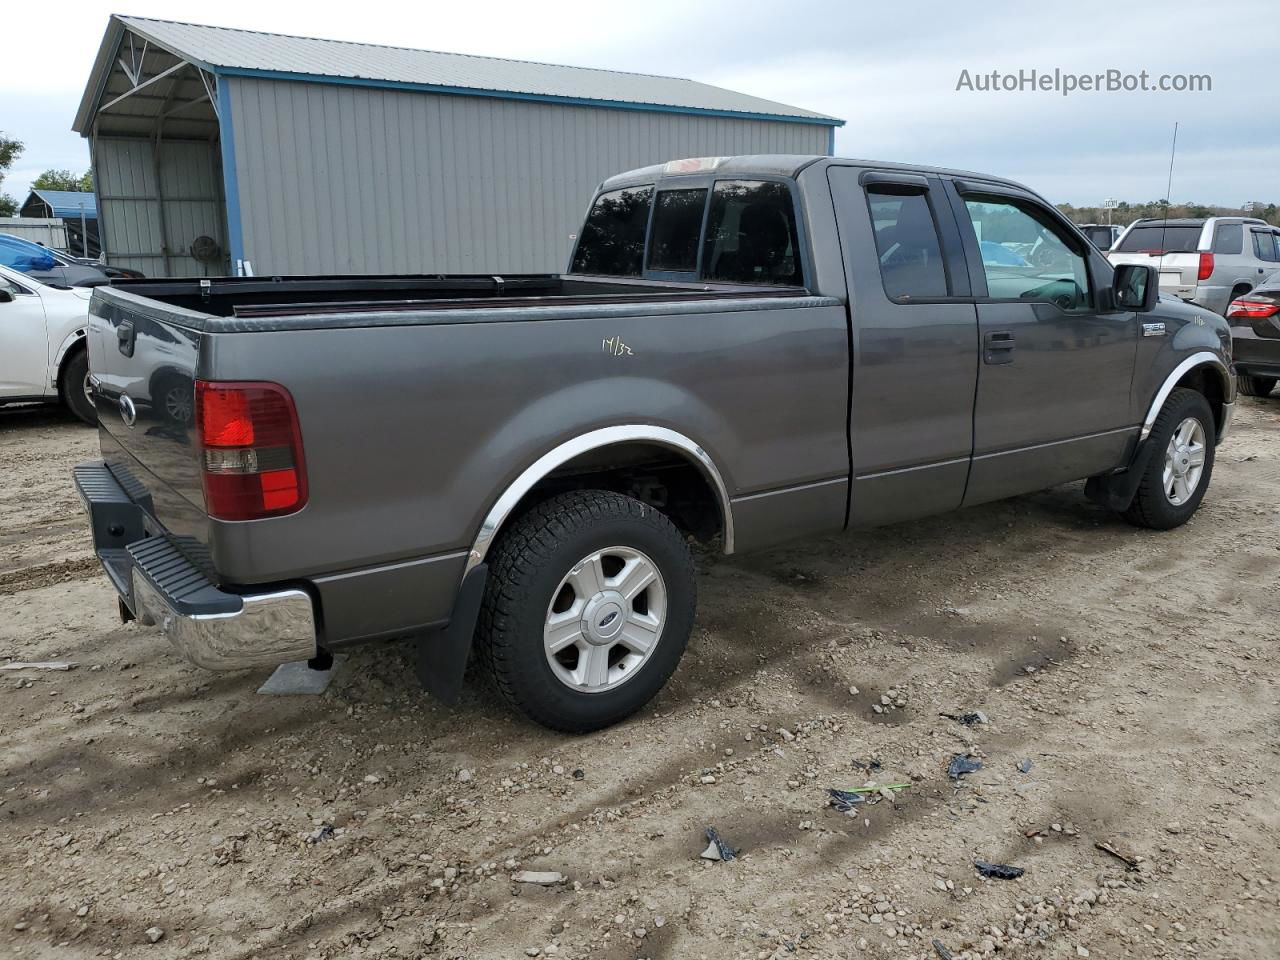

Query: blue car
<box><xmin>979</xmin><ymin>241</ymin><xmax>1030</xmax><ymax>267</ymax></box>
<box><xmin>0</xmin><ymin>234</ymin><xmax>111</xmax><ymax>287</ymax></box>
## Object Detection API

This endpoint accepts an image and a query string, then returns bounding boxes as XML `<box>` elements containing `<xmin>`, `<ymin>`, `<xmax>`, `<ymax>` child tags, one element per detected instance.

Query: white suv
<box><xmin>1107</xmin><ymin>217</ymin><xmax>1280</xmax><ymax>315</ymax></box>
<box><xmin>0</xmin><ymin>263</ymin><xmax>97</xmax><ymax>423</ymax></box>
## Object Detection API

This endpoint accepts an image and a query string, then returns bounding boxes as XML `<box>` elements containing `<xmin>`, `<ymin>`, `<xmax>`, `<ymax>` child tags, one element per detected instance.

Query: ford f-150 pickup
<box><xmin>75</xmin><ymin>154</ymin><xmax>1235</xmax><ymax>732</ymax></box>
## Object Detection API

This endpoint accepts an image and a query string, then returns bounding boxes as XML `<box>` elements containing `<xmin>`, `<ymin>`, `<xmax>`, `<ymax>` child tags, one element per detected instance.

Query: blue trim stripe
<box><xmin>827</xmin><ymin>127</ymin><xmax>835</xmax><ymax>156</ymax></box>
<box><xmin>213</xmin><ymin>66</ymin><xmax>845</xmax><ymax>128</ymax></box>
<box><xmin>215</xmin><ymin>76</ymin><xmax>246</xmax><ymax>269</ymax></box>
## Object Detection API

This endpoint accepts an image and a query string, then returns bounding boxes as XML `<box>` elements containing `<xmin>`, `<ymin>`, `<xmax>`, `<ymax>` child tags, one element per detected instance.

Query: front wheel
<box><xmin>60</xmin><ymin>349</ymin><xmax>97</xmax><ymax>425</ymax></box>
<box><xmin>1122</xmin><ymin>387</ymin><xmax>1215</xmax><ymax>530</ymax></box>
<box><xmin>475</xmin><ymin>489</ymin><xmax>696</xmax><ymax>732</ymax></box>
<box><xmin>1237</xmin><ymin>374</ymin><xmax>1277</xmax><ymax>398</ymax></box>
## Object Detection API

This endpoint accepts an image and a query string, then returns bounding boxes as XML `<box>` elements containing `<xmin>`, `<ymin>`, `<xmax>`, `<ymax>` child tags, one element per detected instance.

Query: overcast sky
<box><xmin>3</xmin><ymin>0</ymin><xmax>1276</xmax><ymax>207</ymax></box>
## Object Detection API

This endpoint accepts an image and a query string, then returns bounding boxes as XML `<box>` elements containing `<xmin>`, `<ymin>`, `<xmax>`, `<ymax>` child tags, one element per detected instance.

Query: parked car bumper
<box><xmin>73</xmin><ymin>461</ymin><xmax>317</xmax><ymax>670</ymax></box>
<box><xmin>1192</xmin><ymin>284</ymin><xmax>1233</xmax><ymax>316</ymax></box>
<box><xmin>1231</xmin><ymin>325</ymin><xmax>1280</xmax><ymax>378</ymax></box>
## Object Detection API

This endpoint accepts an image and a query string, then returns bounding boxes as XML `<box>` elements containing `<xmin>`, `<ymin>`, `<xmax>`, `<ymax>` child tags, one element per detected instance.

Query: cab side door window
<box><xmin>963</xmin><ymin>198</ymin><xmax>1092</xmax><ymax>310</ymax></box>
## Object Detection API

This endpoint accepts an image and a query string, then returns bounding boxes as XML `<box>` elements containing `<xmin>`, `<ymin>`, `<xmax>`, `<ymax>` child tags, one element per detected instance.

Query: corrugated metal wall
<box><xmin>95</xmin><ymin>137</ymin><xmax>229</xmax><ymax>277</ymax></box>
<box><xmin>225</xmin><ymin>76</ymin><xmax>830</xmax><ymax>275</ymax></box>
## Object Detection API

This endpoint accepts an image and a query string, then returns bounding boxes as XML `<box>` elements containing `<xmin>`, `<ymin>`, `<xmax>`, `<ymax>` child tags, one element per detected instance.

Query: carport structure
<box><xmin>74</xmin><ymin>15</ymin><xmax>841</xmax><ymax>279</ymax></box>
<box><xmin>73</xmin><ymin>20</ymin><xmax>230</xmax><ymax>276</ymax></box>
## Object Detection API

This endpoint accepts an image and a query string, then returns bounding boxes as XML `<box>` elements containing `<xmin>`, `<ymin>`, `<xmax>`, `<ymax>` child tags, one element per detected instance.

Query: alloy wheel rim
<box><xmin>543</xmin><ymin>546</ymin><xmax>666</xmax><ymax>694</ymax></box>
<box><xmin>1162</xmin><ymin>417</ymin><xmax>1206</xmax><ymax>506</ymax></box>
<box><xmin>82</xmin><ymin>372</ymin><xmax>93</xmax><ymax>407</ymax></box>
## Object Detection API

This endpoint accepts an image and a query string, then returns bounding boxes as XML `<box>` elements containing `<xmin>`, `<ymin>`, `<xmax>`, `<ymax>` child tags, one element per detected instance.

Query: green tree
<box><xmin>0</xmin><ymin>130</ymin><xmax>23</xmax><ymax>217</ymax></box>
<box><xmin>32</xmin><ymin>168</ymin><xmax>93</xmax><ymax>192</ymax></box>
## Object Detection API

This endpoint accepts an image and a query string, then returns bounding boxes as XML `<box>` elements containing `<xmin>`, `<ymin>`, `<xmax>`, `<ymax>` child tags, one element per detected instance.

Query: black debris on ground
<box><xmin>826</xmin><ymin>788</ymin><xmax>867</xmax><ymax>812</ymax></box>
<box><xmin>974</xmin><ymin>859</ymin><xmax>1025</xmax><ymax>880</ymax></box>
<box><xmin>947</xmin><ymin>754</ymin><xmax>983</xmax><ymax>779</ymax></box>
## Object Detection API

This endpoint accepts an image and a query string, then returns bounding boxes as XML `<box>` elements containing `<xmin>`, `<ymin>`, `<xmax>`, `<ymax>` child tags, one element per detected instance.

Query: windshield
<box><xmin>0</xmin><ymin>234</ymin><xmax>58</xmax><ymax>273</ymax></box>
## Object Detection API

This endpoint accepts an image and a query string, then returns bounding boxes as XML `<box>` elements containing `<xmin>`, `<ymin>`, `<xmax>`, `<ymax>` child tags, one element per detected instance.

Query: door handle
<box><xmin>117</xmin><ymin>320</ymin><xmax>136</xmax><ymax>358</ymax></box>
<box><xmin>983</xmin><ymin>331</ymin><xmax>1015</xmax><ymax>365</ymax></box>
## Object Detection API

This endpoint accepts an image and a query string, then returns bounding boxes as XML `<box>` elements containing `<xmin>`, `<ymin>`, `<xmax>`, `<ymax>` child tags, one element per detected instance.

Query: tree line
<box><xmin>0</xmin><ymin>132</ymin><xmax>93</xmax><ymax>217</ymax></box>
<box><xmin>1058</xmin><ymin>200</ymin><xmax>1280</xmax><ymax>227</ymax></box>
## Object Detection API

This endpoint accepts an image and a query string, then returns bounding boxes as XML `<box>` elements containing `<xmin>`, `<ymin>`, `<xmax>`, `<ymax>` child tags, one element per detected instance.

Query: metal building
<box><xmin>74</xmin><ymin>15</ymin><xmax>842</xmax><ymax>278</ymax></box>
<box><xmin>19</xmin><ymin>190</ymin><xmax>99</xmax><ymax>257</ymax></box>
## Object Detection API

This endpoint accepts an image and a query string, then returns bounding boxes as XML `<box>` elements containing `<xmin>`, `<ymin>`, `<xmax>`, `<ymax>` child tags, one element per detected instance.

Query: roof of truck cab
<box><xmin>598</xmin><ymin>155</ymin><xmax>1030</xmax><ymax>192</ymax></box>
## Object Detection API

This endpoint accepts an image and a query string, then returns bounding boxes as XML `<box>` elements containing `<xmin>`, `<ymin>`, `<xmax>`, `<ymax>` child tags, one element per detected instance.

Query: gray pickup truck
<box><xmin>75</xmin><ymin>154</ymin><xmax>1235</xmax><ymax>731</ymax></box>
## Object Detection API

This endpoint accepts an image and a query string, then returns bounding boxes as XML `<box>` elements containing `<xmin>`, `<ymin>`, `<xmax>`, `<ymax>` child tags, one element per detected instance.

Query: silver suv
<box><xmin>1108</xmin><ymin>217</ymin><xmax>1280</xmax><ymax>315</ymax></box>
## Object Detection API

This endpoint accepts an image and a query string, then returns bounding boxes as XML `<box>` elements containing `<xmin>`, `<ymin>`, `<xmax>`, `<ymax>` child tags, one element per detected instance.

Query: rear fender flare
<box><xmin>465</xmin><ymin>424</ymin><xmax>734</xmax><ymax>575</ymax></box>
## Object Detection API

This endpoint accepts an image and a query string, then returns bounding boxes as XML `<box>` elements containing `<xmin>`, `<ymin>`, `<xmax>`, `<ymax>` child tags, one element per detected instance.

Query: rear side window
<box><xmin>866</xmin><ymin>188</ymin><xmax>949</xmax><ymax>300</ymax></box>
<box><xmin>701</xmin><ymin>180</ymin><xmax>802</xmax><ymax>285</ymax></box>
<box><xmin>570</xmin><ymin>186</ymin><xmax>653</xmax><ymax>277</ymax></box>
<box><xmin>1115</xmin><ymin>224</ymin><xmax>1202</xmax><ymax>253</ymax></box>
<box><xmin>646</xmin><ymin>189</ymin><xmax>707</xmax><ymax>273</ymax></box>
<box><xmin>1212</xmin><ymin>222</ymin><xmax>1243</xmax><ymax>255</ymax></box>
<box><xmin>1254</xmin><ymin>230</ymin><xmax>1280</xmax><ymax>262</ymax></box>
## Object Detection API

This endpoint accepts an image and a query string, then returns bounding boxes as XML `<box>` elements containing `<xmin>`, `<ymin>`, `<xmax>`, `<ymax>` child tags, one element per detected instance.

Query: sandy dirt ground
<box><xmin>1</xmin><ymin>398</ymin><xmax>1278</xmax><ymax>960</ymax></box>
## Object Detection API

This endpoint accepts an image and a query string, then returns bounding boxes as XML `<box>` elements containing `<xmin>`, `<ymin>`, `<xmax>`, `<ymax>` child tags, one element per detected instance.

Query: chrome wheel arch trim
<box><xmin>465</xmin><ymin>425</ymin><xmax>734</xmax><ymax>575</ymax></box>
<box><xmin>1140</xmin><ymin>351</ymin><xmax>1230</xmax><ymax>442</ymax></box>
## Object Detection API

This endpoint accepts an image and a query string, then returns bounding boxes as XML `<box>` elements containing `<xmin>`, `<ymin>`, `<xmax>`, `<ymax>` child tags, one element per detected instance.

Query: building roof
<box><xmin>23</xmin><ymin>190</ymin><xmax>97</xmax><ymax>219</ymax></box>
<box><xmin>75</xmin><ymin>15</ymin><xmax>841</xmax><ymax>132</ymax></box>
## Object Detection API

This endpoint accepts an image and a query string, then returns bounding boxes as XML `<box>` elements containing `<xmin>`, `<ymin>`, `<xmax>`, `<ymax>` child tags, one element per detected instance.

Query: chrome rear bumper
<box><xmin>74</xmin><ymin>461</ymin><xmax>317</xmax><ymax>671</ymax></box>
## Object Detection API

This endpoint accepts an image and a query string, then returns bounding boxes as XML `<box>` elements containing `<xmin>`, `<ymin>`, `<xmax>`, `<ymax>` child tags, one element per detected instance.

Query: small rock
<box><xmin>525</xmin><ymin>948</ymin><xmax>541</xmax><ymax>957</ymax></box>
<box><xmin>513</xmin><ymin>871</ymin><xmax>565</xmax><ymax>886</ymax></box>
<box><xmin>633</xmin><ymin>928</ymin><xmax>647</xmax><ymax>938</ymax></box>
<box><xmin>552</xmin><ymin>765</ymin><xmax>565</xmax><ymax>775</ymax></box>
<box><xmin>778</xmin><ymin>728</ymin><xmax>795</xmax><ymax>742</ymax></box>
<box><xmin>699</xmin><ymin>774</ymin><xmax>716</xmax><ymax>785</ymax></box>
<box><xmin>1076</xmin><ymin>948</ymin><xmax>1090</xmax><ymax>958</ymax></box>
<box><xmin>849</xmin><ymin>685</ymin><xmax>860</xmax><ymax>696</ymax></box>
<box><xmin>13</xmin><ymin>922</ymin><xmax>28</xmax><ymax>932</ymax></box>
<box><xmin>654</xmin><ymin>916</ymin><xmax>666</xmax><ymax>928</ymax></box>
<box><xmin>1165</xmin><ymin>822</ymin><xmax>1182</xmax><ymax>835</ymax></box>
<box><xmin>457</xmin><ymin>769</ymin><xmax>473</xmax><ymax>783</ymax></box>
<box><xmin>145</xmin><ymin>927</ymin><xmax>165</xmax><ymax>944</ymax></box>
<box><xmin>363</xmin><ymin>774</ymin><xmax>381</xmax><ymax>784</ymax></box>
<box><xmin>572</xmin><ymin>769</ymin><xmax>585</xmax><ymax>780</ymax></box>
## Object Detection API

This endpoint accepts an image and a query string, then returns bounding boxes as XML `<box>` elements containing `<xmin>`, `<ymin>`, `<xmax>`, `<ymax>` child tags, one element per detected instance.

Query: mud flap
<box><xmin>415</xmin><ymin>563</ymin><xmax>487</xmax><ymax>705</ymax></box>
<box><xmin>1084</xmin><ymin>439</ymin><xmax>1157</xmax><ymax>512</ymax></box>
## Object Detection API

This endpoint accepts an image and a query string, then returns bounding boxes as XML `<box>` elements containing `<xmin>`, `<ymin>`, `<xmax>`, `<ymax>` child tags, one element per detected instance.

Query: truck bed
<box><xmin>108</xmin><ymin>273</ymin><xmax>803</xmax><ymax>325</ymax></box>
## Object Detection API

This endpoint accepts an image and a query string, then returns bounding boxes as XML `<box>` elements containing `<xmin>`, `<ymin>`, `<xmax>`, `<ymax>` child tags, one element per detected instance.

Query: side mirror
<box><xmin>1113</xmin><ymin>263</ymin><xmax>1158</xmax><ymax>312</ymax></box>
<box><xmin>0</xmin><ymin>289</ymin><xmax>13</xmax><ymax>304</ymax></box>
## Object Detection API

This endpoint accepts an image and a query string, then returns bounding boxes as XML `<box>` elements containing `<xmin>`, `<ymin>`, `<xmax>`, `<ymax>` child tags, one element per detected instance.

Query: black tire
<box><xmin>475</xmin><ymin>489</ymin><xmax>696</xmax><ymax>732</ymax></box>
<box><xmin>1122</xmin><ymin>388</ymin><xmax>1215</xmax><ymax>530</ymax></box>
<box><xmin>1237</xmin><ymin>374</ymin><xmax>1276</xmax><ymax>398</ymax></box>
<box><xmin>60</xmin><ymin>348</ymin><xmax>97</xmax><ymax>425</ymax></box>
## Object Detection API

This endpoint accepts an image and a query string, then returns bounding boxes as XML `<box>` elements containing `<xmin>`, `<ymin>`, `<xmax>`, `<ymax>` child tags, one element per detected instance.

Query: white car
<box><xmin>0</xmin><ymin>262</ymin><xmax>97</xmax><ymax>423</ymax></box>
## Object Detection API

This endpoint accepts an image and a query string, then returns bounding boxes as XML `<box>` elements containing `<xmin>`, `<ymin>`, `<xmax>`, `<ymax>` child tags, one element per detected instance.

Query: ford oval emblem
<box><xmin>119</xmin><ymin>393</ymin><xmax>138</xmax><ymax>428</ymax></box>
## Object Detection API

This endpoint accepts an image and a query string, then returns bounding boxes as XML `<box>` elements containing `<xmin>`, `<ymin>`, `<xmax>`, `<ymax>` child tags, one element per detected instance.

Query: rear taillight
<box><xmin>1227</xmin><ymin>299</ymin><xmax>1280</xmax><ymax>320</ymax></box>
<box><xmin>1197</xmin><ymin>253</ymin><xmax>1214</xmax><ymax>281</ymax></box>
<box><xmin>195</xmin><ymin>381</ymin><xmax>307</xmax><ymax>521</ymax></box>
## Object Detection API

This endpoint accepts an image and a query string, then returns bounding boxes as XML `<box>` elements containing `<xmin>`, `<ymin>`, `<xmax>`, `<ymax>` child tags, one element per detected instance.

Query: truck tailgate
<box><xmin>87</xmin><ymin>292</ymin><xmax>211</xmax><ymax>568</ymax></box>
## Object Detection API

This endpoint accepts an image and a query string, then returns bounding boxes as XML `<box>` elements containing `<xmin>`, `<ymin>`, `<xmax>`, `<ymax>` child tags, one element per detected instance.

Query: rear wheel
<box><xmin>1122</xmin><ymin>388</ymin><xmax>1215</xmax><ymax>530</ymax></box>
<box><xmin>475</xmin><ymin>489</ymin><xmax>696</xmax><ymax>732</ymax></box>
<box><xmin>1237</xmin><ymin>374</ymin><xmax>1277</xmax><ymax>398</ymax></box>
<box><xmin>60</xmin><ymin>348</ymin><xmax>97</xmax><ymax>425</ymax></box>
